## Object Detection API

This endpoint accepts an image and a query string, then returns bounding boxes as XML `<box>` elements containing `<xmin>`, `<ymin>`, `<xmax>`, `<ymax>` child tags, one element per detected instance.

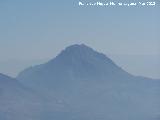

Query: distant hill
<box><xmin>0</xmin><ymin>73</ymin><xmax>47</xmax><ymax>120</ymax></box>
<box><xmin>16</xmin><ymin>44</ymin><xmax>160</xmax><ymax>120</ymax></box>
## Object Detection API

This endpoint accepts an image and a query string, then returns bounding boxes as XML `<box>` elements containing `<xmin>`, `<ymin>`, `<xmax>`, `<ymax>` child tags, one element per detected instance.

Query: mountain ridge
<box><xmin>0</xmin><ymin>73</ymin><xmax>47</xmax><ymax>120</ymax></box>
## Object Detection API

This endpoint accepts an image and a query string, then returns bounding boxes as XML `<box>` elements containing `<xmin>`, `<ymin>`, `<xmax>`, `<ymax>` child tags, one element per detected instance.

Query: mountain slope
<box><xmin>0</xmin><ymin>73</ymin><xmax>46</xmax><ymax>120</ymax></box>
<box><xmin>17</xmin><ymin>44</ymin><xmax>160</xmax><ymax>120</ymax></box>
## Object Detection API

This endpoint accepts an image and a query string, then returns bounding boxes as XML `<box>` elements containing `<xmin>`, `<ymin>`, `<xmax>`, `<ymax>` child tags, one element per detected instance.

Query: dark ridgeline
<box><xmin>1</xmin><ymin>44</ymin><xmax>160</xmax><ymax>120</ymax></box>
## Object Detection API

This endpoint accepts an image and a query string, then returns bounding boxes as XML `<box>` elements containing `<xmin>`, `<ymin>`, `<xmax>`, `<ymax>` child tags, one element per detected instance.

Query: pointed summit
<box><xmin>62</xmin><ymin>44</ymin><xmax>96</xmax><ymax>55</ymax></box>
<box><xmin>64</xmin><ymin>44</ymin><xmax>90</xmax><ymax>51</ymax></box>
<box><xmin>56</xmin><ymin>44</ymin><xmax>97</xmax><ymax>58</ymax></box>
<box><xmin>52</xmin><ymin>44</ymin><xmax>115</xmax><ymax>67</ymax></box>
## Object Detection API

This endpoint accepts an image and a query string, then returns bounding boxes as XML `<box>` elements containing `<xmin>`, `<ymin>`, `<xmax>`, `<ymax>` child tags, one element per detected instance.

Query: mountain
<box><xmin>17</xmin><ymin>44</ymin><xmax>160</xmax><ymax>120</ymax></box>
<box><xmin>17</xmin><ymin>44</ymin><xmax>131</xmax><ymax>87</ymax></box>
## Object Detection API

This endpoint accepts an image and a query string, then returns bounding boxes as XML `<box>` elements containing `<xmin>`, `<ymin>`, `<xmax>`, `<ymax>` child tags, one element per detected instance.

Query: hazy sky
<box><xmin>0</xmin><ymin>0</ymin><xmax>160</xmax><ymax>78</ymax></box>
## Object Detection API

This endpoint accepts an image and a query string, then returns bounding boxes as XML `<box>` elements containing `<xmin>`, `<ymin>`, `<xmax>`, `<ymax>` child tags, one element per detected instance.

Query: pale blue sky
<box><xmin>0</xmin><ymin>0</ymin><xmax>160</xmax><ymax>78</ymax></box>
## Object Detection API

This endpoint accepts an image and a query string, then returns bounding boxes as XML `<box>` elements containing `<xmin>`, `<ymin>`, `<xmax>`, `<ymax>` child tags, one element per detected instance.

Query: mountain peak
<box><xmin>42</xmin><ymin>44</ymin><xmax>123</xmax><ymax>79</ymax></box>
<box><xmin>61</xmin><ymin>44</ymin><xmax>94</xmax><ymax>55</ymax></box>
<box><xmin>55</xmin><ymin>44</ymin><xmax>112</xmax><ymax>63</ymax></box>
<box><xmin>65</xmin><ymin>44</ymin><xmax>92</xmax><ymax>51</ymax></box>
<box><xmin>66</xmin><ymin>43</ymin><xmax>88</xmax><ymax>48</ymax></box>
